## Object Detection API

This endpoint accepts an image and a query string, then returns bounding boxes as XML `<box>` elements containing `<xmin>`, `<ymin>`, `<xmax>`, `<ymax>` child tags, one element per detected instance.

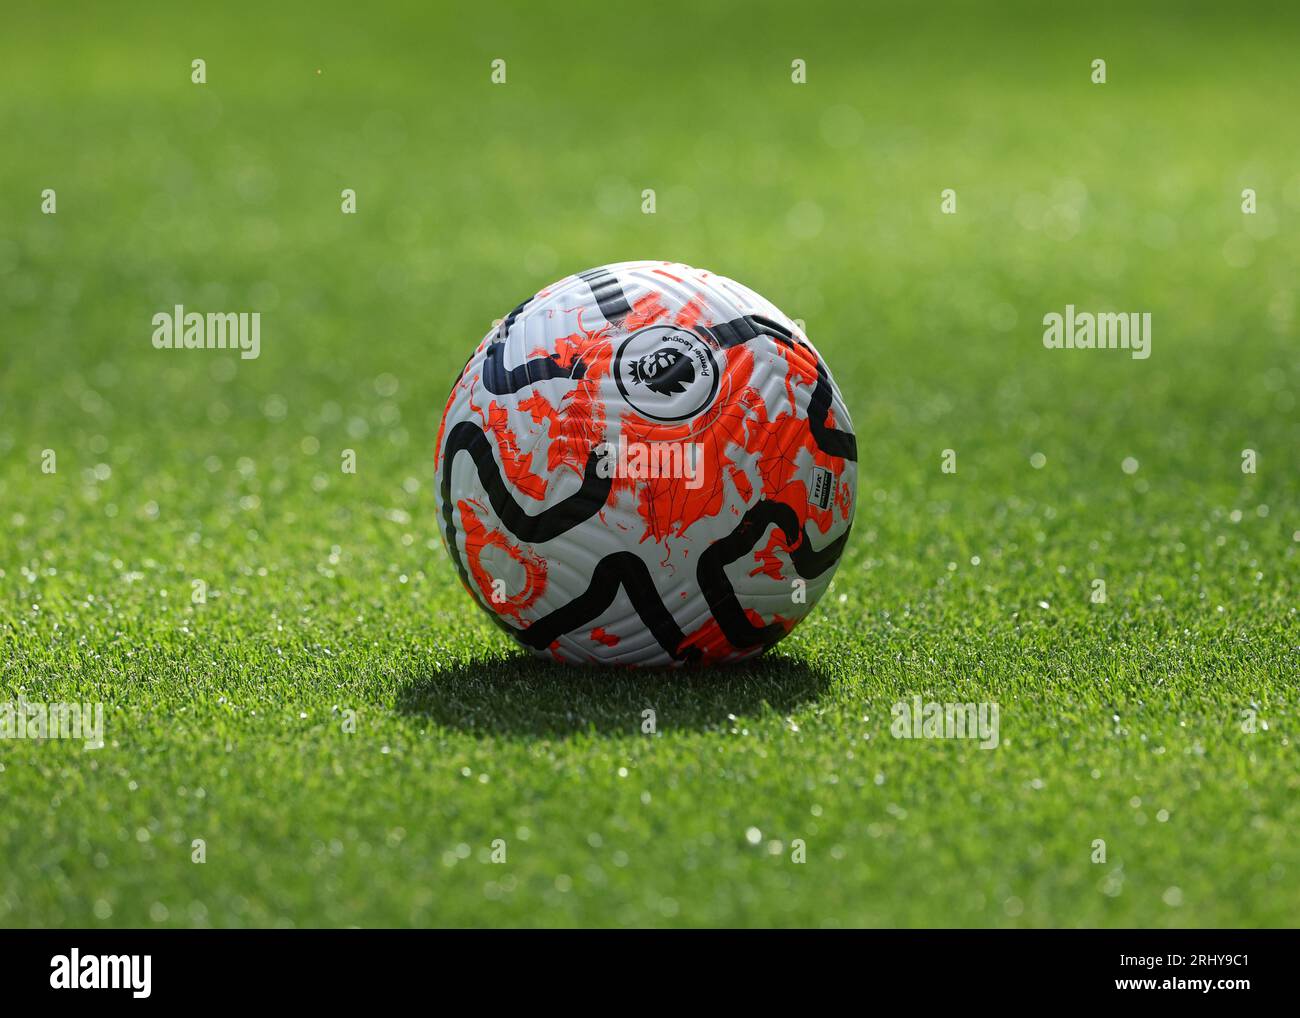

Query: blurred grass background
<box><xmin>0</xmin><ymin>0</ymin><xmax>1296</xmax><ymax>927</ymax></box>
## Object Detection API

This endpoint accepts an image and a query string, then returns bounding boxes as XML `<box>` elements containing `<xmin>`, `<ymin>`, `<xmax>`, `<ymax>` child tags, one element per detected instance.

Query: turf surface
<box><xmin>1</xmin><ymin>0</ymin><xmax>1297</xmax><ymax>927</ymax></box>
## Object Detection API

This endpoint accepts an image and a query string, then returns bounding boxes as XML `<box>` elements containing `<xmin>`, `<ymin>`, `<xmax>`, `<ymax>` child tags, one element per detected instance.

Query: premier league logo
<box><xmin>629</xmin><ymin>348</ymin><xmax>696</xmax><ymax>396</ymax></box>
<box><xmin>614</xmin><ymin>326</ymin><xmax>720</xmax><ymax>423</ymax></box>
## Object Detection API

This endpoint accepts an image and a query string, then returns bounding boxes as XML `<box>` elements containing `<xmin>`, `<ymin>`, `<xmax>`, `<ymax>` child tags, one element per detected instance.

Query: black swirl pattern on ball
<box><xmin>440</xmin><ymin>422</ymin><xmax>612</xmax><ymax>603</ymax></box>
<box><xmin>578</xmin><ymin>266</ymin><xmax>632</xmax><ymax>323</ymax></box>
<box><xmin>696</xmin><ymin>500</ymin><xmax>853</xmax><ymax>650</ymax></box>
<box><xmin>481</xmin><ymin>341</ymin><xmax>586</xmax><ymax>395</ymax></box>
<box><xmin>507</xmin><ymin>552</ymin><xmax>702</xmax><ymax>663</ymax></box>
<box><xmin>496</xmin><ymin>296</ymin><xmax>532</xmax><ymax>339</ymax></box>
<box><xmin>701</xmin><ymin>315</ymin><xmax>858</xmax><ymax>462</ymax></box>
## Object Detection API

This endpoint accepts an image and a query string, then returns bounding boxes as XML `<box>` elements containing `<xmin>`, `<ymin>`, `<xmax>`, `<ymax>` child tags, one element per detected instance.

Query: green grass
<box><xmin>1</xmin><ymin>0</ymin><xmax>1297</xmax><ymax>927</ymax></box>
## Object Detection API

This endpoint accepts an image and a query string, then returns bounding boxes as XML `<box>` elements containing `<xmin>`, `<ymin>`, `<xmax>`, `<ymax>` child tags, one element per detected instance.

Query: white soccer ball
<box><xmin>435</xmin><ymin>260</ymin><xmax>857</xmax><ymax>666</ymax></box>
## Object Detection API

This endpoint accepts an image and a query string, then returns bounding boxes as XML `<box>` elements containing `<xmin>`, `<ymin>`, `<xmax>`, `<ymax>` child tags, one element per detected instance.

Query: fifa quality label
<box><xmin>810</xmin><ymin>466</ymin><xmax>838</xmax><ymax>510</ymax></box>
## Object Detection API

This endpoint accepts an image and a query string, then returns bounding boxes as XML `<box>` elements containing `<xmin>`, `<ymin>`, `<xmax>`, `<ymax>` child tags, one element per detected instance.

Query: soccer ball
<box><xmin>435</xmin><ymin>260</ymin><xmax>857</xmax><ymax>666</ymax></box>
